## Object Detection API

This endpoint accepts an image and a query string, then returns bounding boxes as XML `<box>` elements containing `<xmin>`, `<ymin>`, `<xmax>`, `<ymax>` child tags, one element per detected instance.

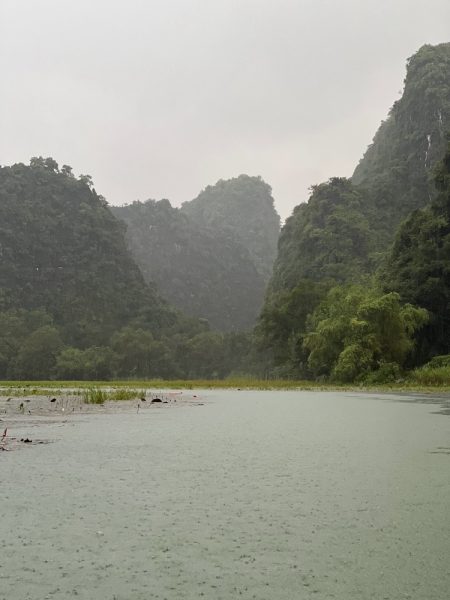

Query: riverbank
<box><xmin>1</xmin><ymin>378</ymin><xmax>450</xmax><ymax>394</ymax></box>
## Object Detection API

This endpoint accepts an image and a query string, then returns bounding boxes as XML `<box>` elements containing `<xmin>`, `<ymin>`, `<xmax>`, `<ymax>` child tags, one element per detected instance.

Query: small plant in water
<box><xmin>82</xmin><ymin>387</ymin><xmax>108</xmax><ymax>404</ymax></box>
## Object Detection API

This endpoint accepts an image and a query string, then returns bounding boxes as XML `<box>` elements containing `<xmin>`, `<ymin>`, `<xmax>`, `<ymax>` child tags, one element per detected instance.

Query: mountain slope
<box><xmin>382</xmin><ymin>141</ymin><xmax>450</xmax><ymax>361</ymax></box>
<box><xmin>112</xmin><ymin>198</ymin><xmax>266</xmax><ymax>331</ymax></box>
<box><xmin>0</xmin><ymin>159</ymin><xmax>173</xmax><ymax>346</ymax></box>
<box><xmin>269</xmin><ymin>177</ymin><xmax>374</xmax><ymax>293</ymax></box>
<box><xmin>353</xmin><ymin>42</ymin><xmax>450</xmax><ymax>241</ymax></box>
<box><xmin>268</xmin><ymin>43</ymin><xmax>450</xmax><ymax>296</ymax></box>
<box><xmin>180</xmin><ymin>174</ymin><xmax>280</xmax><ymax>280</ymax></box>
<box><xmin>258</xmin><ymin>43</ymin><xmax>450</xmax><ymax>376</ymax></box>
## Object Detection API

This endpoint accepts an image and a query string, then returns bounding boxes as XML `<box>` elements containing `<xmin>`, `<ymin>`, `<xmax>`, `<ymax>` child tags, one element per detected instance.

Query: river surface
<box><xmin>1</xmin><ymin>390</ymin><xmax>450</xmax><ymax>599</ymax></box>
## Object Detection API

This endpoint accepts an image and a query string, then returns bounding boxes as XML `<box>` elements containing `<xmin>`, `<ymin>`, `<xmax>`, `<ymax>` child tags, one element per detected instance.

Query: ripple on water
<box><xmin>1</xmin><ymin>390</ymin><xmax>450</xmax><ymax>600</ymax></box>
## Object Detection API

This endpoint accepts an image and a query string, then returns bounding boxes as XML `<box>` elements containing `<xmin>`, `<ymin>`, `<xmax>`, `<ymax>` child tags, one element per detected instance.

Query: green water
<box><xmin>1</xmin><ymin>391</ymin><xmax>449</xmax><ymax>599</ymax></box>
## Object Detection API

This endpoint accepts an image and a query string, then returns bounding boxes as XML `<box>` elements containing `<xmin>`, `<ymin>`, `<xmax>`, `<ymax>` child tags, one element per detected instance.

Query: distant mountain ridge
<box><xmin>181</xmin><ymin>175</ymin><xmax>280</xmax><ymax>280</ymax></box>
<box><xmin>114</xmin><ymin>175</ymin><xmax>280</xmax><ymax>331</ymax></box>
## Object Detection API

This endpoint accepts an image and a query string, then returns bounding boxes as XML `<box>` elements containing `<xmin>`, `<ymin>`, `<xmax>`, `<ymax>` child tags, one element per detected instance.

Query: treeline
<box><xmin>0</xmin><ymin>307</ymin><xmax>261</xmax><ymax>380</ymax></box>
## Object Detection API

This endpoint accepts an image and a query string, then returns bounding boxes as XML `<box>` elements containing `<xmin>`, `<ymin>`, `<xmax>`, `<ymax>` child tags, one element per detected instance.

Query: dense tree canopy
<box><xmin>0</xmin><ymin>159</ymin><xmax>174</xmax><ymax>346</ymax></box>
<box><xmin>256</xmin><ymin>279</ymin><xmax>329</xmax><ymax>377</ymax></box>
<box><xmin>382</xmin><ymin>141</ymin><xmax>450</xmax><ymax>362</ymax></box>
<box><xmin>269</xmin><ymin>178</ymin><xmax>374</xmax><ymax>293</ymax></box>
<box><xmin>304</xmin><ymin>286</ymin><xmax>428</xmax><ymax>382</ymax></box>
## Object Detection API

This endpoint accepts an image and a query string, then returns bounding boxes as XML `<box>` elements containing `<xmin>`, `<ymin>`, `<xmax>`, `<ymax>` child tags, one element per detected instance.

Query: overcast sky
<box><xmin>1</xmin><ymin>0</ymin><xmax>449</xmax><ymax>219</ymax></box>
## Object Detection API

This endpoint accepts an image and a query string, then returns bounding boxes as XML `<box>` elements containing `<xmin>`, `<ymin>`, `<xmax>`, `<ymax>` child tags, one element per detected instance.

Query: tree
<box><xmin>256</xmin><ymin>279</ymin><xmax>329</xmax><ymax>376</ymax></box>
<box><xmin>304</xmin><ymin>286</ymin><xmax>428</xmax><ymax>382</ymax></box>
<box><xmin>111</xmin><ymin>327</ymin><xmax>175</xmax><ymax>378</ymax></box>
<box><xmin>9</xmin><ymin>325</ymin><xmax>63</xmax><ymax>380</ymax></box>
<box><xmin>0</xmin><ymin>309</ymin><xmax>53</xmax><ymax>377</ymax></box>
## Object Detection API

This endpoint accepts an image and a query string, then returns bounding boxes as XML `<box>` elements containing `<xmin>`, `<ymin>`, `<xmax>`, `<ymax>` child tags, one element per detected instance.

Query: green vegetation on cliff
<box><xmin>112</xmin><ymin>197</ymin><xmax>266</xmax><ymax>331</ymax></box>
<box><xmin>181</xmin><ymin>174</ymin><xmax>280</xmax><ymax>280</ymax></box>
<box><xmin>353</xmin><ymin>43</ymin><xmax>450</xmax><ymax>241</ymax></box>
<box><xmin>269</xmin><ymin>178</ymin><xmax>374</xmax><ymax>293</ymax></box>
<box><xmin>258</xmin><ymin>43</ymin><xmax>450</xmax><ymax>383</ymax></box>
<box><xmin>0</xmin><ymin>158</ymin><xmax>174</xmax><ymax>347</ymax></box>
<box><xmin>268</xmin><ymin>43</ymin><xmax>450</xmax><ymax>299</ymax></box>
<box><xmin>382</xmin><ymin>140</ymin><xmax>450</xmax><ymax>362</ymax></box>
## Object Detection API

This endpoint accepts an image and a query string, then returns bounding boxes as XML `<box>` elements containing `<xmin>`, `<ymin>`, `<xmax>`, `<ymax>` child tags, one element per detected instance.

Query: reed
<box><xmin>82</xmin><ymin>387</ymin><xmax>108</xmax><ymax>404</ymax></box>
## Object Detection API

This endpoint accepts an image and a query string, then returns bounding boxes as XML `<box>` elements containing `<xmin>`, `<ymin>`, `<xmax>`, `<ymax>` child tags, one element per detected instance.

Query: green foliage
<box><xmin>54</xmin><ymin>348</ymin><xmax>88</xmax><ymax>380</ymax></box>
<box><xmin>0</xmin><ymin>159</ymin><xmax>260</xmax><ymax>381</ymax></box>
<box><xmin>0</xmin><ymin>308</ymin><xmax>53</xmax><ymax>377</ymax></box>
<box><xmin>111</xmin><ymin>326</ymin><xmax>174</xmax><ymax>379</ymax></box>
<box><xmin>259</xmin><ymin>43</ymin><xmax>450</xmax><ymax>380</ymax></box>
<box><xmin>410</xmin><ymin>365</ymin><xmax>450</xmax><ymax>386</ymax></box>
<box><xmin>382</xmin><ymin>141</ymin><xmax>450</xmax><ymax>361</ymax></box>
<box><xmin>256</xmin><ymin>279</ymin><xmax>329</xmax><ymax>376</ymax></box>
<box><xmin>82</xmin><ymin>387</ymin><xmax>108</xmax><ymax>404</ymax></box>
<box><xmin>304</xmin><ymin>286</ymin><xmax>428</xmax><ymax>382</ymax></box>
<box><xmin>270</xmin><ymin>178</ymin><xmax>374</xmax><ymax>293</ymax></box>
<box><xmin>108</xmin><ymin>388</ymin><xmax>144</xmax><ymax>401</ymax></box>
<box><xmin>54</xmin><ymin>346</ymin><xmax>118</xmax><ymax>380</ymax></box>
<box><xmin>9</xmin><ymin>325</ymin><xmax>64</xmax><ymax>380</ymax></box>
<box><xmin>0</xmin><ymin>159</ymin><xmax>171</xmax><ymax>347</ymax></box>
<box><xmin>353</xmin><ymin>43</ymin><xmax>450</xmax><ymax>240</ymax></box>
<box><xmin>267</xmin><ymin>43</ymin><xmax>450</xmax><ymax>298</ymax></box>
<box><xmin>422</xmin><ymin>354</ymin><xmax>450</xmax><ymax>369</ymax></box>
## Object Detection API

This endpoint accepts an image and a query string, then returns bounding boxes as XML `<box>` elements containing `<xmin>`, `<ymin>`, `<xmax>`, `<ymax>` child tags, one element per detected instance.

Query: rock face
<box><xmin>113</xmin><ymin>175</ymin><xmax>281</xmax><ymax>331</ymax></box>
<box><xmin>267</xmin><ymin>43</ymin><xmax>450</xmax><ymax>297</ymax></box>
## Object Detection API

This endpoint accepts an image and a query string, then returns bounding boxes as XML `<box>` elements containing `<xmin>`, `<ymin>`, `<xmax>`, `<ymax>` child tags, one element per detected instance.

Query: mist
<box><xmin>1</xmin><ymin>0</ymin><xmax>449</xmax><ymax>218</ymax></box>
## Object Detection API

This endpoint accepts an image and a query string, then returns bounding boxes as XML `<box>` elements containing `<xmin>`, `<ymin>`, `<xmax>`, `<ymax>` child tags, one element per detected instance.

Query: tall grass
<box><xmin>82</xmin><ymin>387</ymin><xmax>108</xmax><ymax>404</ymax></box>
<box><xmin>410</xmin><ymin>366</ymin><xmax>450</xmax><ymax>386</ymax></box>
<box><xmin>108</xmin><ymin>388</ymin><xmax>144</xmax><ymax>401</ymax></box>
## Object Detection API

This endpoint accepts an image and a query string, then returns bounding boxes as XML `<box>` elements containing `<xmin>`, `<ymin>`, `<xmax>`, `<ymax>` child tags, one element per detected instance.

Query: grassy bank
<box><xmin>0</xmin><ymin>377</ymin><xmax>450</xmax><ymax>395</ymax></box>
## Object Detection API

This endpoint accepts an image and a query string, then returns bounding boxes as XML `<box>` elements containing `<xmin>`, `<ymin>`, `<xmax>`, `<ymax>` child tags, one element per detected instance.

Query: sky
<box><xmin>1</xmin><ymin>0</ymin><xmax>449</xmax><ymax>219</ymax></box>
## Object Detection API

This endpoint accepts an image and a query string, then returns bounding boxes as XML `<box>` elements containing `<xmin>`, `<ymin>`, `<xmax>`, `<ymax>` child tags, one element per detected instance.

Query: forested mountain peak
<box><xmin>0</xmin><ymin>158</ymin><xmax>172</xmax><ymax>347</ymax></box>
<box><xmin>181</xmin><ymin>174</ymin><xmax>281</xmax><ymax>279</ymax></box>
<box><xmin>269</xmin><ymin>177</ymin><xmax>373</xmax><ymax>293</ymax></box>
<box><xmin>352</xmin><ymin>42</ymin><xmax>450</xmax><ymax>233</ymax></box>
<box><xmin>114</xmin><ymin>174</ymin><xmax>281</xmax><ymax>332</ymax></box>
<box><xmin>267</xmin><ymin>42</ymin><xmax>450</xmax><ymax>298</ymax></box>
<box><xmin>354</xmin><ymin>43</ymin><xmax>450</xmax><ymax>185</ymax></box>
<box><xmin>112</xmin><ymin>197</ymin><xmax>266</xmax><ymax>332</ymax></box>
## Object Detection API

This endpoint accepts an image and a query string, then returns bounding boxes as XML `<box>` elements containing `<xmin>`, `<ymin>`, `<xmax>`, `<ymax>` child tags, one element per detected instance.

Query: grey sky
<box><xmin>1</xmin><ymin>0</ymin><xmax>449</xmax><ymax>219</ymax></box>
